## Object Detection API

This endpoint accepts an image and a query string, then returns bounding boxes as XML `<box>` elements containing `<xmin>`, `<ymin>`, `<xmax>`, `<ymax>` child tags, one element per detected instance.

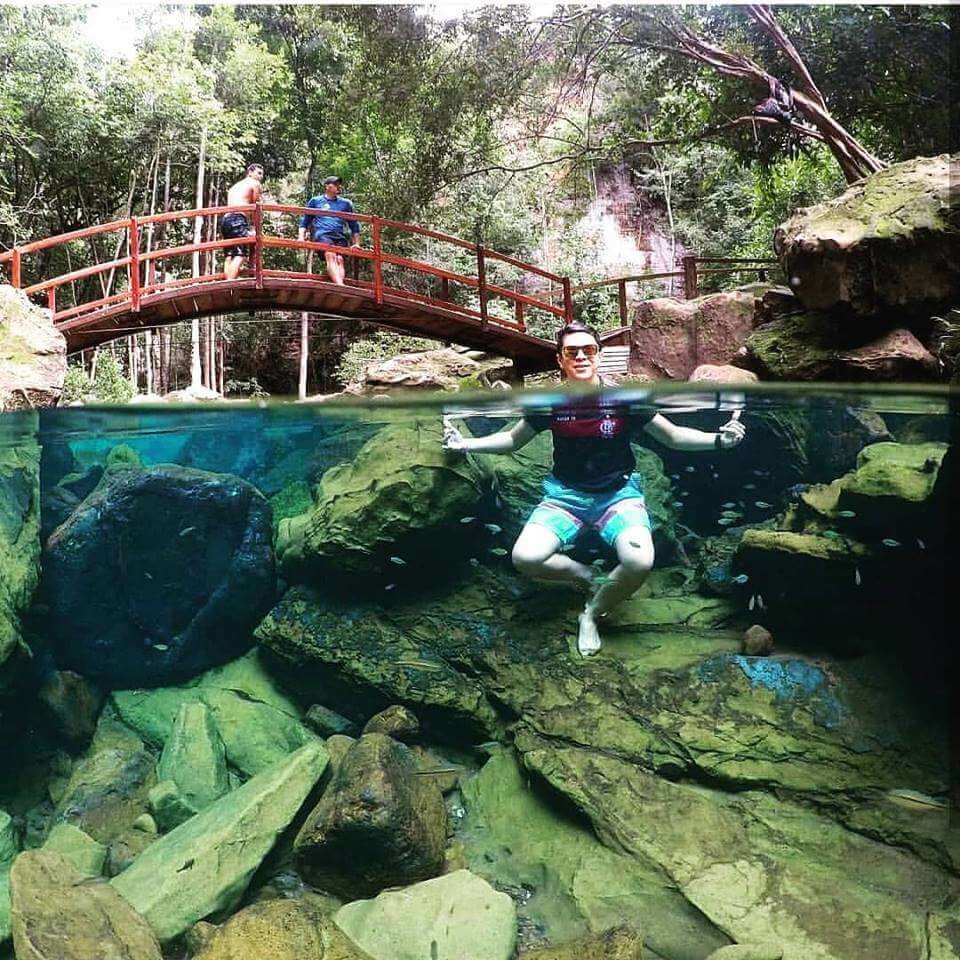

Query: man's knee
<box><xmin>512</xmin><ymin>541</ymin><xmax>549</xmax><ymax>578</ymax></box>
<box><xmin>617</xmin><ymin>531</ymin><xmax>654</xmax><ymax>579</ymax></box>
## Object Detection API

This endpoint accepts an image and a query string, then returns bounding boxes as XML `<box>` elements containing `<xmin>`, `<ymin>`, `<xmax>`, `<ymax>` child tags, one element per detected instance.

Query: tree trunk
<box><xmin>145</xmin><ymin>329</ymin><xmax>153</xmax><ymax>395</ymax></box>
<box><xmin>299</xmin><ymin>251</ymin><xmax>313</xmax><ymax>400</ymax></box>
<box><xmin>191</xmin><ymin>125</ymin><xmax>208</xmax><ymax>390</ymax></box>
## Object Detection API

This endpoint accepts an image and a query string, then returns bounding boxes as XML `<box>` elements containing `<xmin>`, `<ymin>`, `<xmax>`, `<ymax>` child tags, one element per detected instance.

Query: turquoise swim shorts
<box><xmin>527</xmin><ymin>474</ymin><xmax>651</xmax><ymax>547</ymax></box>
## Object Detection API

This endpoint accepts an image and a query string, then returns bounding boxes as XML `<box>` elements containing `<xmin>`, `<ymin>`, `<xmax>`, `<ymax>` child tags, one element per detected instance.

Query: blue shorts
<box><xmin>314</xmin><ymin>232</ymin><xmax>348</xmax><ymax>248</ymax></box>
<box><xmin>527</xmin><ymin>474</ymin><xmax>651</xmax><ymax>547</ymax></box>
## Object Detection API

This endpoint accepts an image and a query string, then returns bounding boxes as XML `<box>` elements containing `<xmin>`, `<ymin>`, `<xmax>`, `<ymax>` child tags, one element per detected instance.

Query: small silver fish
<box><xmin>748</xmin><ymin>594</ymin><xmax>756</xmax><ymax>611</ymax></box>
<box><xmin>756</xmin><ymin>593</ymin><xmax>765</xmax><ymax>611</ymax></box>
<box><xmin>731</xmin><ymin>574</ymin><xmax>749</xmax><ymax>585</ymax></box>
<box><xmin>672</xmin><ymin>501</ymin><xmax>683</xmax><ymax>508</ymax></box>
<box><xmin>144</xmin><ymin>572</ymin><xmax>153</xmax><ymax>580</ymax></box>
<box><xmin>489</xmin><ymin>547</ymin><xmax>508</xmax><ymax>557</ymax></box>
<box><xmin>670</xmin><ymin>474</ymin><xmax>680</xmax><ymax>480</ymax></box>
<box><xmin>718</xmin><ymin>518</ymin><xmax>736</xmax><ymax>526</ymax></box>
<box><xmin>823</xmin><ymin>531</ymin><xmax>842</xmax><ymax>540</ymax></box>
<box><xmin>459</xmin><ymin>516</ymin><xmax>476</xmax><ymax>524</ymax></box>
<box><xmin>468</xmin><ymin>558</ymin><xmax>480</xmax><ymax>567</ymax></box>
<box><xmin>178</xmin><ymin>526</ymin><xmax>196</xmax><ymax>537</ymax></box>
<box><xmin>384</xmin><ymin>584</ymin><xmax>396</xmax><ymax>591</ymax></box>
<box><xmin>681</xmin><ymin>491</ymin><xmax>690</xmax><ymax>498</ymax></box>
<box><xmin>881</xmin><ymin>538</ymin><xmax>901</xmax><ymax>548</ymax></box>
<box><xmin>917</xmin><ymin>538</ymin><xmax>925</xmax><ymax>550</ymax></box>
<box><xmin>685</xmin><ymin>466</ymin><xmax>696</xmax><ymax>473</ymax></box>
<box><xmin>754</xmin><ymin>501</ymin><xmax>772</xmax><ymax>509</ymax></box>
<box><xmin>744</xmin><ymin>483</ymin><xmax>757</xmax><ymax>490</ymax></box>
<box><xmin>886</xmin><ymin>788</ymin><xmax>948</xmax><ymax>811</ymax></box>
<box><xmin>389</xmin><ymin>556</ymin><xmax>407</xmax><ymax>565</ymax></box>
<box><xmin>854</xmin><ymin>567</ymin><xmax>861</xmax><ymax>586</ymax></box>
<box><xmin>722</xmin><ymin>502</ymin><xmax>736</xmax><ymax>509</ymax></box>
<box><xmin>484</xmin><ymin>524</ymin><xmax>502</xmax><ymax>534</ymax></box>
<box><xmin>836</xmin><ymin>510</ymin><xmax>856</xmax><ymax>518</ymax></box>
<box><xmin>153</xmin><ymin>643</ymin><xmax>169</xmax><ymax>652</ymax></box>
<box><xmin>397</xmin><ymin>659</ymin><xmax>444</xmax><ymax>672</ymax></box>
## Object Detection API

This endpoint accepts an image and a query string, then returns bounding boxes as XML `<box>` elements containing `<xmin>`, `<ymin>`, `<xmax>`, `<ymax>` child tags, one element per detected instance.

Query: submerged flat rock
<box><xmin>111</xmin><ymin>740</ymin><xmax>328</xmax><ymax>942</ymax></box>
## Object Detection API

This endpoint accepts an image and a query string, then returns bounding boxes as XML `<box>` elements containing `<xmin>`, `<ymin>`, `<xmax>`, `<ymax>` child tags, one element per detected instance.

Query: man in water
<box><xmin>443</xmin><ymin>321</ymin><xmax>746</xmax><ymax>656</ymax></box>
<box><xmin>298</xmin><ymin>175</ymin><xmax>361</xmax><ymax>285</ymax></box>
<box><xmin>221</xmin><ymin>163</ymin><xmax>265</xmax><ymax>281</ymax></box>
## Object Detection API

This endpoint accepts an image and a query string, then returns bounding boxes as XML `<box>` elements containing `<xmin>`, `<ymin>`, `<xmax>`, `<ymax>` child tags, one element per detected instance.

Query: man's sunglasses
<box><xmin>560</xmin><ymin>344</ymin><xmax>599</xmax><ymax>359</ymax></box>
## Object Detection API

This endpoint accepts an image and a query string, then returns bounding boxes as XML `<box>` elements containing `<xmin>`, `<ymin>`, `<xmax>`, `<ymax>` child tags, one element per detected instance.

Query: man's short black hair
<box><xmin>246</xmin><ymin>163</ymin><xmax>264</xmax><ymax>175</ymax></box>
<box><xmin>555</xmin><ymin>321</ymin><xmax>600</xmax><ymax>354</ymax></box>
<box><xmin>324</xmin><ymin>175</ymin><xmax>343</xmax><ymax>185</ymax></box>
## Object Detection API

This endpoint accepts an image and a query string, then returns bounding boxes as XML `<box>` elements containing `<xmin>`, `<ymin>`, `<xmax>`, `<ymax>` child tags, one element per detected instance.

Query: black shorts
<box><xmin>220</xmin><ymin>213</ymin><xmax>250</xmax><ymax>258</ymax></box>
<box><xmin>314</xmin><ymin>232</ymin><xmax>347</xmax><ymax>248</ymax></box>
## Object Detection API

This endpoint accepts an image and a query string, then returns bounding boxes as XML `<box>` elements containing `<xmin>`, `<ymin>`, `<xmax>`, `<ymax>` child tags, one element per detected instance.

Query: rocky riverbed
<box><xmin>0</xmin><ymin>399</ymin><xmax>955</xmax><ymax>959</ymax></box>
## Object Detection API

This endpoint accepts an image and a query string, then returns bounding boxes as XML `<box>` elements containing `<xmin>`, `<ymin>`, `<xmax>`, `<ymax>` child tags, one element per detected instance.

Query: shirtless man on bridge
<box><xmin>221</xmin><ymin>163</ymin><xmax>265</xmax><ymax>281</ymax></box>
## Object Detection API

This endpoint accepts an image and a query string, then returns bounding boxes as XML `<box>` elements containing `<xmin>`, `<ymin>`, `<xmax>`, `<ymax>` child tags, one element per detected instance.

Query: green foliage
<box><xmin>61</xmin><ymin>364</ymin><xmax>91</xmax><ymax>405</ymax></box>
<box><xmin>91</xmin><ymin>353</ymin><xmax>134</xmax><ymax>404</ymax></box>
<box><xmin>334</xmin><ymin>331</ymin><xmax>435</xmax><ymax>387</ymax></box>
<box><xmin>224</xmin><ymin>377</ymin><xmax>270</xmax><ymax>399</ymax></box>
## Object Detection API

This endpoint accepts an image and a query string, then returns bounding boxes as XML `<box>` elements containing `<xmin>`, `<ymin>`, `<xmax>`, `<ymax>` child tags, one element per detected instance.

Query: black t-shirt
<box><xmin>525</xmin><ymin>396</ymin><xmax>655</xmax><ymax>492</ymax></box>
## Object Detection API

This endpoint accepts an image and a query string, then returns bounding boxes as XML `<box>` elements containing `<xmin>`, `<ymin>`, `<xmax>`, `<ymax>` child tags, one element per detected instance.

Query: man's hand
<box><xmin>718</xmin><ymin>417</ymin><xmax>746</xmax><ymax>449</ymax></box>
<box><xmin>443</xmin><ymin>416</ymin><xmax>468</xmax><ymax>452</ymax></box>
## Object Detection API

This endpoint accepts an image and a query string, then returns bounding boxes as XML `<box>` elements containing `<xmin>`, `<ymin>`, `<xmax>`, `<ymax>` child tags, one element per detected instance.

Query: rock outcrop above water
<box><xmin>0</xmin><ymin>286</ymin><xmax>67</xmax><ymax>410</ymax></box>
<box><xmin>334</xmin><ymin>870</ymin><xmax>517</xmax><ymax>960</ymax></box>
<box><xmin>11</xmin><ymin>849</ymin><xmax>162</xmax><ymax>960</ymax></box>
<box><xmin>355</xmin><ymin>347</ymin><xmax>511</xmax><ymax>393</ymax></box>
<box><xmin>43</xmin><ymin>464</ymin><xmax>275</xmax><ymax>687</ymax></box>
<box><xmin>775</xmin><ymin>154</ymin><xmax>960</xmax><ymax>318</ymax></box>
<box><xmin>111</xmin><ymin>741</ymin><xmax>328</xmax><ymax>942</ymax></box>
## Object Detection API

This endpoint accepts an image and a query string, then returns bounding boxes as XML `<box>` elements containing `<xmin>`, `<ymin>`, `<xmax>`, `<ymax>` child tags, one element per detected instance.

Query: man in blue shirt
<box><xmin>297</xmin><ymin>175</ymin><xmax>361</xmax><ymax>285</ymax></box>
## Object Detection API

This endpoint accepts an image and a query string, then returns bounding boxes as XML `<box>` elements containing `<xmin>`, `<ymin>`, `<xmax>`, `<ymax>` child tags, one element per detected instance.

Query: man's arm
<box><xmin>345</xmin><ymin>200</ymin><xmax>361</xmax><ymax>246</ymax></box>
<box><xmin>444</xmin><ymin>418</ymin><xmax>538</xmax><ymax>454</ymax></box>
<box><xmin>298</xmin><ymin>198</ymin><xmax>317</xmax><ymax>242</ymax></box>
<box><xmin>642</xmin><ymin>413</ymin><xmax>745</xmax><ymax>451</ymax></box>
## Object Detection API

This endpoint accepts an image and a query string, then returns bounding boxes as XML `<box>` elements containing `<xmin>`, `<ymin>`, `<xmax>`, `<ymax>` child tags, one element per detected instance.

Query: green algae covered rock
<box><xmin>517</xmin><ymin>732</ymin><xmax>955</xmax><ymax>960</ymax></box>
<box><xmin>110</xmin><ymin>649</ymin><xmax>315</xmax><ymax>779</ymax></box>
<box><xmin>334</xmin><ymin>869</ymin><xmax>516</xmax><ymax>960</ymax></box>
<box><xmin>460</xmin><ymin>747</ymin><xmax>728</xmax><ymax>958</ymax></box>
<box><xmin>11</xmin><ymin>849</ymin><xmax>162</xmax><ymax>960</ymax></box>
<box><xmin>775</xmin><ymin>153</ymin><xmax>960</xmax><ymax>317</ymax></box>
<box><xmin>294</xmin><ymin>733</ymin><xmax>448</xmax><ymax>900</ymax></box>
<box><xmin>743</xmin><ymin>311</ymin><xmax>938</xmax><ymax>381</ymax></box>
<box><xmin>256</xmin><ymin>587</ymin><xmax>502</xmax><ymax>744</ymax></box>
<box><xmin>0</xmin><ymin>420</ymin><xmax>40</xmax><ymax>688</ymax></box>
<box><xmin>0</xmin><ymin>285</ymin><xmax>66</xmax><ymax>409</ymax></box>
<box><xmin>276</xmin><ymin>421</ymin><xmax>488</xmax><ymax>577</ymax></box>
<box><xmin>706</xmin><ymin>946</ymin><xmax>784</xmax><ymax>960</ymax></box>
<box><xmin>193</xmin><ymin>898</ymin><xmax>374</xmax><ymax>960</ymax></box>
<box><xmin>42</xmin><ymin>823</ymin><xmax>106</xmax><ymax>877</ymax></box>
<box><xmin>111</xmin><ymin>740</ymin><xmax>328</xmax><ymax>943</ymax></box>
<box><xmin>157</xmin><ymin>702</ymin><xmax>229</xmax><ymax>812</ymax></box>
<box><xmin>519</xmin><ymin>926</ymin><xmax>644</xmax><ymax>960</ymax></box>
<box><xmin>0</xmin><ymin>810</ymin><xmax>20</xmax><ymax>941</ymax></box>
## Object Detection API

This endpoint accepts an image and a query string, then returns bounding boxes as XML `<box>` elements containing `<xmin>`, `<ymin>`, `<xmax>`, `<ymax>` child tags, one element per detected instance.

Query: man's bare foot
<box><xmin>577</xmin><ymin>608</ymin><xmax>602</xmax><ymax>657</ymax></box>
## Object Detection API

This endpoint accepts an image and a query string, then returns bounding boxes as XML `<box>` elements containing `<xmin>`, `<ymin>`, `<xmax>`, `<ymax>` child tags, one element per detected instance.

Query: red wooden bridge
<box><xmin>0</xmin><ymin>204</ymin><xmax>572</xmax><ymax>375</ymax></box>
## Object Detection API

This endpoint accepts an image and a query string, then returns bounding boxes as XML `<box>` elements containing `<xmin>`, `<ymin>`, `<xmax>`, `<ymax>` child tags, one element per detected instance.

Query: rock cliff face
<box><xmin>0</xmin><ymin>286</ymin><xmax>66</xmax><ymax>410</ymax></box>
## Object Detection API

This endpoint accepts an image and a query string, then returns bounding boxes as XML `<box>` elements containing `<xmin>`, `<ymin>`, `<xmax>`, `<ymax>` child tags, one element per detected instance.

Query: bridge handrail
<box><xmin>1</xmin><ymin>202</ymin><xmax>572</xmax><ymax>331</ymax></box>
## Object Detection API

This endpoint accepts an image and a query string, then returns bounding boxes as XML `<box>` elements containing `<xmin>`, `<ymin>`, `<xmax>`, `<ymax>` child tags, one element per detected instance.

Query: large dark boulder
<box><xmin>294</xmin><ymin>733</ymin><xmax>448</xmax><ymax>899</ymax></box>
<box><xmin>775</xmin><ymin>154</ymin><xmax>960</xmax><ymax>319</ymax></box>
<box><xmin>43</xmin><ymin>465</ymin><xmax>275</xmax><ymax>688</ymax></box>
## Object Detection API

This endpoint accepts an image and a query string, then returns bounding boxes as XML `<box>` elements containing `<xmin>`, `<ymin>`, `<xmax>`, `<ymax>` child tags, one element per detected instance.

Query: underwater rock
<box><xmin>517</xmin><ymin>731</ymin><xmax>954</xmax><ymax>960</ymax></box>
<box><xmin>0</xmin><ymin>810</ymin><xmax>20</xmax><ymax>941</ymax></box>
<box><xmin>305</xmin><ymin>704</ymin><xmax>359</xmax><ymax>738</ymax></box>
<box><xmin>325</xmin><ymin>735</ymin><xmax>357</xmax><ymax>770</ymax></box>
<box><xmin>111</xmin><ymin>740</ymin><xmax>328</xmax><ymax>942</ymax></box>
<box><xmin>294</xmin><ymin>733</ymin><xmax>448</xmax><ymax>899</ymax></box>
<box><xmin>43</xmin><ymin>464</ymin><xmax>275</xmax><ymax>688</ymax></box>
<box><xmin>276</xmin><ymin>421</ymin><xmax>489</xmax><ymax>578</ymax></box>
<box><xmin>157</xmin><ymin>702</ymin><xmax>229</xmax><ymax>813</ymax></box>
<box><xmin>256</xmin><ymin>587</ymin><xmax>501</xmax><ymax>743</ymax></box>
<box><xmin>0</xmin><ymin>422</ymin><xmax>40</xmax><ymax>690</ymax></box>
<box><xmin>41</xmin><ymin>822</ymin><xmax>106</xmax><ymax>877</ymax></box>
<box><xmin>334</xmin><ymin>869</ymin><xmax>517</xmax><ymax>960</ymax></box>
<box><xmin>53</xmin><ymin>745</ymin><xmax>157</xmax><ymax>845</ymax></box>
<box><xmin>362</xmin><ymin>704</ymin><xmax>420</xmax><ymax>741</ymax></box>
<box><xmin>110</xmin><ymin>650</ymin><xmax>315</xmax><ymax>779</ymax></box>
<box><xmin>191</xmin><ymin>898</ymin><xmax>374</xmax><ymax>960</ymax></box>
<box><xmin>628</xmin><ymin>289</ymin><xmax>763</xmax><ymax>380</ymax></box>
<box><xmin>105</xmin><ymin>825</ymin><xmax>157</xmax><ymax>877</ymax></box>
<box><xmin>741</xmin><ymin>625</ymin><xmax>774</xmax><ymax>656</ymax></box>
<box><xmin>743</xmin><ymin>312</ymin><xmax>938</xmax><ymax>381</ymax></box>
<box><xmin>148</xmin><ymin>780</ymin><xmax>198</xmax><ymax>833</ymax></box>
<box><xmin>775</xmin><ymin>153</ymin><xmax>960</xmax><ymax>319</ymax></box>
<box><xmin>0</xmin><ymin>285</ymin><xmax>66</xmax><ymax>410</ymax></box>
<box><xmin>38</xmin><ymin>670</ymin><xmax>104</xmax><ymax>750</ymax></box>
<box><xmin>11</xmin><ymin>849</ymin><xmax>162</xmax><ymax>959</ymax></box>
<box><xmin>706</xmin><ymin>947</ymin><xmax>784</xmax><ymax>960</ymax></box>
<box><xmin>518</xmin><ymin>926</ymin><xmax>644</xmax><ymax>960</ymax></box>
<box><xmin>459</xmin><ymin>747</ymin><xmax>728</xmax><ymax>958</ymax></box>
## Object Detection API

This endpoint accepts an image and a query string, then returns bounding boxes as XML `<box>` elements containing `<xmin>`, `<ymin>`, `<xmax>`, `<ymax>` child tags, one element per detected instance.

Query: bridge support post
<box><xmin>129</xmin><ymin>217</ymin><xmax>141</xmax><ymax>312</ymax></box>
<box><xmin>372</xmin><ymin>217</ymin><xmax>383</xmax><ymax>305</ymax></box>
<box><xmin>562</xmin><ymin>277</ymin><xmax>573</xmax><ymax>325</ymax></box>
<box><xmin>618</xmin><ymin>279</ymin><xmax>628</xmax><ymax>327</ymax></box>
<box><xmin>253</xmin><ymin>202</ymin><xmax>264</xmax><ymax>289</ymax></box>
<box><xmin>477</xmin><ymin>245</ymin><xmax>488</xmax><ymax>325</ymax></box>
<box><xmin>683</xmin><ymin>255</ymin><xmax>699</xmax><ymax>300</ymax></box>
<box><xmin>10</xmin><ymin>248</ymin><xmax>21</xmax><ymax>288</ymax></box>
